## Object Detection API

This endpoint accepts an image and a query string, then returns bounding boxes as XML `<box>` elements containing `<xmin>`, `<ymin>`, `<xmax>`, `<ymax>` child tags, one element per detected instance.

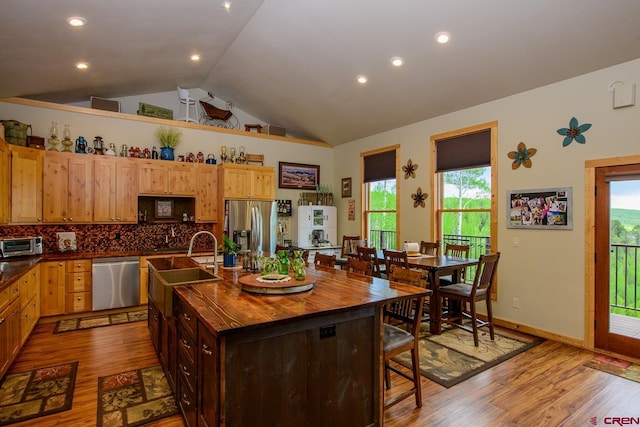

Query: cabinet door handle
<box><xmin>202</xmin><ymin>344</ymin><xmax>212</xmax><ymax>355</ymax></box>
<box><xmin>181</xmin><ymin>313</ymin><xmax>191</xmax><ymax>321</ymax></box>
<box><xmin>181</xmin><ymin>364</ymin><xmax>191</xmax><ymax>376</ymax></box>
<box><xmin>181</xmin><ymin>339</ymin><xmax>191</xmax><ymax>350</ymax></box>
<box><xmin>181</xmin><ymin>394</ymin><xmax>191</xmax><ymax>406</ymax></box>
<box><xmin>0</xmin><ymin>318</ymin><xmax>5</xmax><ymax>325</ymax></box>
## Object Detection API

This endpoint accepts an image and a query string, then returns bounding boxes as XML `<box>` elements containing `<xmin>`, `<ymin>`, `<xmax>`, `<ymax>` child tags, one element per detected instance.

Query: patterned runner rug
<box><xmin>583</xmin><ymin>355</ymin><xmax>640</xmax><ymax>384</ymax></box>
<box><xmin>97</xmin><ymin>365</ymin><xmax>178</xmax><ymax>427</ymax></box>
<box><xmin>0</xmin><ymin>362</ymin><xmax>78</xmax><ymax>426</ymax></box>
<box><xmin>53</xmin><ymin>309</ymin><xmax>147</xmax><ymax>333</ymax></box>
<box><xmin>393</xmin><ymin>326</ymin><xmax>543</xmax><ymax>388</ymax></box>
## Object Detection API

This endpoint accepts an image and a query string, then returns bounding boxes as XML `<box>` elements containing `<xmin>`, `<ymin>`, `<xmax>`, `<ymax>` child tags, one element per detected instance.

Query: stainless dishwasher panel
<box><xmin>92</xmin><ymin>256</ymin><xmax>140</xmax><ymax>311</ymax></box>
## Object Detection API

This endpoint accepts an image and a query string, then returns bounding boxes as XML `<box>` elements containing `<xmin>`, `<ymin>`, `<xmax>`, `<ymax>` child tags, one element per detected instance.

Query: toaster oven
<box><xmin>0</xmin><ymin>236</ymin><xmax>43</xmax><ymax>258</ymax></box>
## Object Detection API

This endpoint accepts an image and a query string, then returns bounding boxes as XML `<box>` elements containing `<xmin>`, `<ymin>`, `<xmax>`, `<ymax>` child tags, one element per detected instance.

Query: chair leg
<box><xmin>470</xmin><ymin>302</ymin><xmax>479</xmax><ymax>346</ymax></box>
<box><xmin>410</xmin><ymin>347</ymin><xmax>422</xmax><ymax>408</ymax></box>
<box><xmin>384</xmin><ymin>361</ymin><xmax>391</xmax><ymax>390</ymax></box>
<box><xmin>486</xmin><ymin>296</ymin><xmax>495</xmax><ymax>341</ymax></box>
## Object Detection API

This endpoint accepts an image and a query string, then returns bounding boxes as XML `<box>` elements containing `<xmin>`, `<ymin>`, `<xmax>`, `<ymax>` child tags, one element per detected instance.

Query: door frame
<box><xmin>584</xmin><ymin>154</ymin><xmax>640</xmax><ymax>350</ymax></box>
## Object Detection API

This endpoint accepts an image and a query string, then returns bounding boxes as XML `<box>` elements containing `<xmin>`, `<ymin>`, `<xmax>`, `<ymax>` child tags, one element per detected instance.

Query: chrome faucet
<box><xmin>187</xmin><ymin>231</ymin><xmax>218</xmax><ymax>276</ymax></box>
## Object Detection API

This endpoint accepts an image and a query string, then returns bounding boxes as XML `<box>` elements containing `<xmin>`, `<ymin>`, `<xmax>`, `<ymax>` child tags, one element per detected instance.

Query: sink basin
<box><xmin>143</xmin><ymin>247</ymin><xmax>188</xmax><ymax>255</ymax></box>
<box><xmin>150</xmin><ymin>268</ymin><xmax>221</xmax><ymax>316</ymax></box>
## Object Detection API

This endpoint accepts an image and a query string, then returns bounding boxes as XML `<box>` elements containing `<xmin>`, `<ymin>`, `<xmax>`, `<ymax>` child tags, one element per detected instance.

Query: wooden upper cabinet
<box><xmin>195</xmin><ymin>163</ymin><xmax>218</xmax><ymax>222</ymax></box>
<box><xmin>0</xmin><ymin>140</ymin><xmax>10</xmax><ymax>224</ymax></box>
<box><xmin>94</xmin><ymin>156</ymin><xmax>138</xmax><ymax>223</ymax></box>
<box><xmin>221</xmin><ymin>164</ymin><xmax>275</xmax><ymax>200</ymax></box>
<box><xmin>10</xmin><ymin>145</ymin><xmax>43</xmax><ymax>224</ymax></box>
<box><xmin>138</xmin><ymin>160</ymin><xmax>196</xmax><ymax>196</ymax></box>
<box><xmin>43</xmin><ymin>151</ymin><xmax>93</xmax><ymax>223</ymax></box>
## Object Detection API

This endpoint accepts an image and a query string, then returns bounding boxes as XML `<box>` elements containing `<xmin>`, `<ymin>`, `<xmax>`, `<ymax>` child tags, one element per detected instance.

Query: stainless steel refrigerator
<box><xmin>225</xmin><ymin>200</ymin><xmax>277</xmax><ymax>255</ymax></box>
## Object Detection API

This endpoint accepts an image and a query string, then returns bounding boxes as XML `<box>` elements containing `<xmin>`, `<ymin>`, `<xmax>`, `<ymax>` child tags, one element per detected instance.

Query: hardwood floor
<box><xmin>6</xmin><ymin>319</ymin><xmax>640</xmax><ymax>426</ymax></box>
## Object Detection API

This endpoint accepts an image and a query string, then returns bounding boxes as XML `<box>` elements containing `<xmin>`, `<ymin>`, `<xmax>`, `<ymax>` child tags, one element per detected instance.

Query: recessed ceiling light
<box><xmin>67</xmin><ymin>16</ymin><xmax>87</xmax><ymax>27</ymax></box>
<box><xmin>390</xmin><ymin>56</ymin><xmax>403</xmax><ymax>67</ymax></box>
<box><xmin>435</xmin><ymin>31</ymin><xmax>450</xmax><ymax>44</ymax></box>
<box><xmin>190</xmin><ymin>54</ymin><xmax>201</xmax><ymax>61</ymax></box>
<box><xmin>76</xmin><ymin>62</ymin><xmax>89</xmax><ymax>70</ymax></box>
<box><xmin>356</xmin><ymin>75</ymin><xmax>368</xmax><ymax>84</ymax></box>
<box><xmin>223</xmin><ymin>1</ymin><xmax>231</xmax><ymax>11</ymax></box>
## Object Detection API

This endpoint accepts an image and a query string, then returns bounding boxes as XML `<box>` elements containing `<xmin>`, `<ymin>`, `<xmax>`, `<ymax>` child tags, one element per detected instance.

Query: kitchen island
<box><xmin>170</xmin><ymin>265</ymin><xmax>428</xmax><ymax>427</ymax></box>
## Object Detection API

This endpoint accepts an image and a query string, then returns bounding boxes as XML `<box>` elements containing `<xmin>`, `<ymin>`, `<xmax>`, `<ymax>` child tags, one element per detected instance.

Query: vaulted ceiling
<box><xmin>1</xmin><ymin>0</ymin><xmax>639</xmax><ymax>145</ymax></box>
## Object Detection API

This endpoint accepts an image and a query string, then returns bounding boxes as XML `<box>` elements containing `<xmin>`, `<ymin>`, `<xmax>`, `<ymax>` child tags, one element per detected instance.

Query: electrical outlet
<box><xmin>512</xmin><ymin>297</ymin><xmax>520</xmax><ymax>309</ymax></box>
<box><xmin>115</xmin><ymin>232</ymin><xmax>121</xmax><ymax>240</ymax></box>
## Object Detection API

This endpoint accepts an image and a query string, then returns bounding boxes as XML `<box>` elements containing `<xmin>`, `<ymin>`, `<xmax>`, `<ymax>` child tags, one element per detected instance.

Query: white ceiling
<box><xmin>1</xmin><ymin>0</ymin><xmax>639</xmax><ymax>145</ymax></box>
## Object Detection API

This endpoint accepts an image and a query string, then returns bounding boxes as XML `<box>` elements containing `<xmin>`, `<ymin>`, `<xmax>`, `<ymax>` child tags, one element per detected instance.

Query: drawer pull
<box><xmin>202</xmin><ymin>344</ymin><xmax>212</xmax><ymax>356</ymax></box>
<box><xmin>181</xmin><ymin>365</ymin><xmax>191</xmax><ymax>376</ymax></box>
<box><xmin>181</xmin><ymin>339</ymin><xmax>191</xmax><ymax>350</ymax></box>
<box><xmin>0</xmin><ymin>318</ymin><xmax>4</xmax><ymax>324</ymax></box>
<box><xmin>181</xmin><ymin>394</ymin><xmax>191</xmax><ymax>406</ymax></box>
<box><xmin>77</xmin><ymin>277</ymin><xmax>82</xmax><ymax>281</ymax></box>
<box><xmin>181</xmin><ymin>313</ymin><xmax>191</xmax><ymax>321</ymax></box>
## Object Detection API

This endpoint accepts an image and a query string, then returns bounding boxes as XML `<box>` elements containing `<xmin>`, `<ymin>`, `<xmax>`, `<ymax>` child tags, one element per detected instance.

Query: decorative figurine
<box><xmin>93</xmin><ymin>136</ymin><xmax>104</xmax><ymax>155</ymax></box>
<box><xmin>151</xmin><ymin>146</ymin><xmax>159</xmax><ymax>159</ymax></box>
<box><xmin>105</xmin><ymin>143</ymin><xmax>117</xmax><ymax>156</ymax></box>
<box><xmin>206</xmin><ymin>153</ymin><xmax>216</xmax><ymax>164</ymax></box>
<box><xmin>238</xmin><ymin>145</ymin><xmax>246</xmax><ymax>164</ymax></box>
<box><xmin>120</xmin><ymin>144</ymin><xmax>128</xmax><ymax>157</ymax></box>
<box><xmin>142</xmin><ymin>148</ymin><xmax>151</xmax><ymax>158</ymax></box>
<box><xmin>196</xmin><ymin>151</ymin><xmax>205</xmax><ymax>163</ymax></box>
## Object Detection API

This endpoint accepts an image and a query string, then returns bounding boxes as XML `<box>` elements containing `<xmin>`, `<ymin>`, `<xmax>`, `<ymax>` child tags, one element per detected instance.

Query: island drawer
<box><xmin>177</xmin><ymin>376</ymin><xmax>197</xmax><ymax>427</ymax></box>
<box><xmin>177</xmin><ymin>326</ymin><xmax>196</xmax><ymax>366</ymax></box>
<box><xmin>177</xmin><ymin>356</ymin><xmax>196</xmax><ymax>395</ymax></box>
<box><xmin>175</xmin><ymin>297</ymin><xmax>197</xmax><ymax>339</ymax></box>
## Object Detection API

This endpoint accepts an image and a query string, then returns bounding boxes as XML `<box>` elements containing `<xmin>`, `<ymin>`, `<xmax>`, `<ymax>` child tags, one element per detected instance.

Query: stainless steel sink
<box><xmin>150</xmin><ymin>268</ymin><xmax>221</xmax><ymax>316</ymax></box>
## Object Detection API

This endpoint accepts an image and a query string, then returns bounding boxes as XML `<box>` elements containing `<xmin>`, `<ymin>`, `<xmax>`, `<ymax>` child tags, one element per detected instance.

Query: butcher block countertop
<box><xmin>174</xmin><ymin>266</ymin><xmax>430</xmax><ymax>336</ymax></box>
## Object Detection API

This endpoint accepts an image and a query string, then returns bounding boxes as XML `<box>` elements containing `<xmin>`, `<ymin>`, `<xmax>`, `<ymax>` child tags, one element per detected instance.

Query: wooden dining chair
<box><xmin>439</xmin><ymin>243</ymin><xmax>471</xmax><ymax>286</ymax></box>
<box><xmin>356</xmin><ymin>246</ymin><xmax>383</xmax><ymax>277</ymax></box>
<box><xmin>382</xmin><ymin>285</ymin><xmax>425</xmax><ymax>409</ymax></box>
<box><xmin>419</xmin><ymin>240</ymin><xmax>440</xmax><ymax>256</ymax></box>
<box><xmin>438</xmin><ymin>252</ymin><xmax>500</xmax><ymax>346</ymax></box>
<box><xmin>314</xmin><ymin>252</ymin><xmax>336</xmax><ymax>269</ymax></box>
<box><xmin>345</xmin><ymin>257</ymin><xmax>374</xmax><ymax>276</ymax></box>
<box><xmin>382</xmin><ymin>249</ymin><xmax>409</xmax><ymax>277</ymax></box>
<box><xmin>387</xmin><ymin>264</ymin><xmax>431</xmax><ymax>321</ymax></box>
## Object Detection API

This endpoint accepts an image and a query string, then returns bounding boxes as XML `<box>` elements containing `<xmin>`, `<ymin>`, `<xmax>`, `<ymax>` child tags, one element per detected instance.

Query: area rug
<box><xmin>583</xmin><ymin>355</ymin><xmax>640</xmax><ymax>384</ymax></box>
<box><xmin>97</xmin><ymin>365</ymin><xmax>178</xmax><ymax>427</ymax></box>
<box><xmin>0</xmin><ymin>362</ymin><xmax>78</xmax><ymax>426</ymax></box>
<box><xmin>53</xmin><ymin>309</ymin><xmax>147</xmax><ymax>333</ymax></box>
<box><xmin>393</xmin><ymin>327</ymin><xmax>543</xmax><ymax>388</ymax></box>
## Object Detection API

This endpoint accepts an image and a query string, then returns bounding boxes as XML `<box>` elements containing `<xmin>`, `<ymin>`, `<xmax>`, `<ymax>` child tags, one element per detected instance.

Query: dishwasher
<box><xmin>92</xmin><ymin>256</ymin><xmax>140</xmax><ymax>311</ymax></box>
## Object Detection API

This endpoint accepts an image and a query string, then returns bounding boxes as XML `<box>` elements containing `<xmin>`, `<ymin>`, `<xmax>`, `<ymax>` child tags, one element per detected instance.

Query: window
<box><xmin>431</xmin><ymin>122</ymin><xmax>497</xmax><ymax>285</ymax></box>
<box><xmin>362</xmin><ymin>146</ymin><xmax>399</xmax><ymax>250</ymax></box>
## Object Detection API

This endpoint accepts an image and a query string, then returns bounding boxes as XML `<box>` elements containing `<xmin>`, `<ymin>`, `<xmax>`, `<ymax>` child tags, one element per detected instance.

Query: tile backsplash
<box><xmin>0</xmin><ymin>223</ymin><xmax>216</xmax><ymax>253</ymax></box>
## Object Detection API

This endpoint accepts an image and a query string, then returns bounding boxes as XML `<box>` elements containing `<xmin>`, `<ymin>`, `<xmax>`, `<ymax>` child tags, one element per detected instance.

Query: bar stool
<box><xmin>176</xmin><ymin>87</ymin><xmax>198</xmax><ymax>123</ymax></box>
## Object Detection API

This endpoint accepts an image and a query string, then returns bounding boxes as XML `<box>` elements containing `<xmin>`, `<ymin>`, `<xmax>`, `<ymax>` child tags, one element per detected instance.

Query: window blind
<box><xmin>435</xmin><ymin>129</ymin><xmax>491</xmax><ymax>172</ymax></box>
<box><xmin>364</xmin><ymin>150</ymin><xmax>396</xmax><ymax>183</ymax></box>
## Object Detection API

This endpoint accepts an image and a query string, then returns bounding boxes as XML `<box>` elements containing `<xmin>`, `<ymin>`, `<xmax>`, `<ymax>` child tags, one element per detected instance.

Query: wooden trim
<box><xmin>584</xmin><ymin>166</ymin><xmax>596</xmax><ymax>349</ymax></box>
<box><xmin>1</xmin><ymin>97</ymin><xmax>331</xmax><ymax>148</ymax></box>
<box><xmin>430</xmin><ymin>120</ymin><xmax>498</xmax><ymax>142</ymax></box>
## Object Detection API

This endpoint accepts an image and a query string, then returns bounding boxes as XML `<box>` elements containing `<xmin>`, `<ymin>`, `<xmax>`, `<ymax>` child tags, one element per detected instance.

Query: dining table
<box><xmin>406</xmin><ymin>254</ymin><xmax>479</xmax><ymax>334</ymax></box>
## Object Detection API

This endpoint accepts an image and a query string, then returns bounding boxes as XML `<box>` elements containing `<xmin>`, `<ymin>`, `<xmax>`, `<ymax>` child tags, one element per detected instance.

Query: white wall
<box><xmin>334</xmin><ymin>58</ymin><xmax>640</xmax><ymax>341</ymax></box>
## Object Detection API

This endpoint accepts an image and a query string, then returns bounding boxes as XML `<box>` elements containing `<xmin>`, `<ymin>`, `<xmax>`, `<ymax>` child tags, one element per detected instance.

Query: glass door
<box><xmin>594</xmin><ymin>164</ymin><xmax>640</xmax><ymax>356</ymax></box>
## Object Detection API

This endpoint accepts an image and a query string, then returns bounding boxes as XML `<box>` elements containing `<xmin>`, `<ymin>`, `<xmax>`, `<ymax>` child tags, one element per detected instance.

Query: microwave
<box><xmin>0</xmin><ymin>236</ymin><xmax>43</xmax><ymax>258</ymax></box>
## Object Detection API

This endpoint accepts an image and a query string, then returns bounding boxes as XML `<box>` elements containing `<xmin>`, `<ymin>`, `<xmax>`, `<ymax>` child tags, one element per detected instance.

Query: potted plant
<box><xmin>221</xmin><ymin>235</ymin><xmax>241</xmax><ymax>267</ymax></box>
<box><xmin>155</xmin><ymin>126</ymin><xmax>182</xmax><ymax>160</ymax></box>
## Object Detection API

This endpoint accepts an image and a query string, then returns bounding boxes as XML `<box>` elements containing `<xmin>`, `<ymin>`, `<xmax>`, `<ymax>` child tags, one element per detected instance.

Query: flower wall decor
<box><xmin>411</xmin><ymin>187</ymin><xmax>427</xmax><ymax>208</ymax></box>
<box><xmin>402</xmin><ymin>159</ymin><xmax>418</xmax><ymax>179</ymax></box>
<box><xmin>557</xmin><ymin>117</ymin><xmax>592</xmax><ymax>147</ymax></box>
<box><xmin>507</xmin><ymin>141</ymin><xmax>537</xmax><ymax>169</ymax></box>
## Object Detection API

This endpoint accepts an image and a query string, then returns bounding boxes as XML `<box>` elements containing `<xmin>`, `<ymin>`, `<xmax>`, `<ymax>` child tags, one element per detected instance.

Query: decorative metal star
<box><xmin>402</xmin><ymin>159</ymin><xmax>418</xmax><ymax>179</ymax></box>
<box><xmin>557</xmin><ymin>117</ymin><xmax>592</xmax><ymax>147</ymax></box>
<box><xmin>411</xmin><ymin>187</ymin><xmax>427</xmax><ymax>208</ymax></box>
<box><xmin>507</xmin><ymin>141</ymin><xmax>537</xmax><ymax>169</ymax></box>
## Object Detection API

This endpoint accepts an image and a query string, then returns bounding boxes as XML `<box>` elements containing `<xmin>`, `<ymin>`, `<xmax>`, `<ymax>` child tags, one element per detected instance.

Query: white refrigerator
<box><xmin>292</xmin><ymin>205</ymin><xmax>337</xmax><ymax>248</ymax></box>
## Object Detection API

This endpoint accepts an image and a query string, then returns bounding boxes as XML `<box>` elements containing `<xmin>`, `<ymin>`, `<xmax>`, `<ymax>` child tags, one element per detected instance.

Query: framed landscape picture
<box><xmin>279</xmin><ymin>162</ymin><xmax>320</xmax><ymax>190</ymax></box>
<box><xmin>507</xmin><ymin>187</ymin><xmax>572</xmax><ymax>229</ymax></box>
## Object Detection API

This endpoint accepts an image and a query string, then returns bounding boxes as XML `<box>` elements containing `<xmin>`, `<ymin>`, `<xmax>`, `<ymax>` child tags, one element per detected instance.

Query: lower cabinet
<box><xmin>2</xmin><ymin>264</ymin><xmax>40</xmax><ymax>380</ymax></box>
<box><xmin>173</xmin><ymin>295</ymin><xmax>376</xmax><ymax>427</ymax></box>
<box><xmin>147</xmin><ymin>270</ymin><xmax>176</xmax><ymax>394</ymax></box>
<box><xmin>41</xmin><ymin>260</ymin><xmax>91</xmax><ymax>316</ymax></box>
<box><xmin>0</xmin><ymin>282</ymin><xmax>21</xmax><ymax>379</ymax></box>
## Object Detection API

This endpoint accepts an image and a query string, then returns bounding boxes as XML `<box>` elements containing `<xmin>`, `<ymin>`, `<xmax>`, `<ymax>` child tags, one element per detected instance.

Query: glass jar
<box><xmin>292</xmin><ymin>251</ymin><xmax>306</xmax><ymax>280</ymax></box>
<box><xmin>277</xmin><ymin>250</ymin><xmax>290</xmax><ymax>275</ymax></box>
